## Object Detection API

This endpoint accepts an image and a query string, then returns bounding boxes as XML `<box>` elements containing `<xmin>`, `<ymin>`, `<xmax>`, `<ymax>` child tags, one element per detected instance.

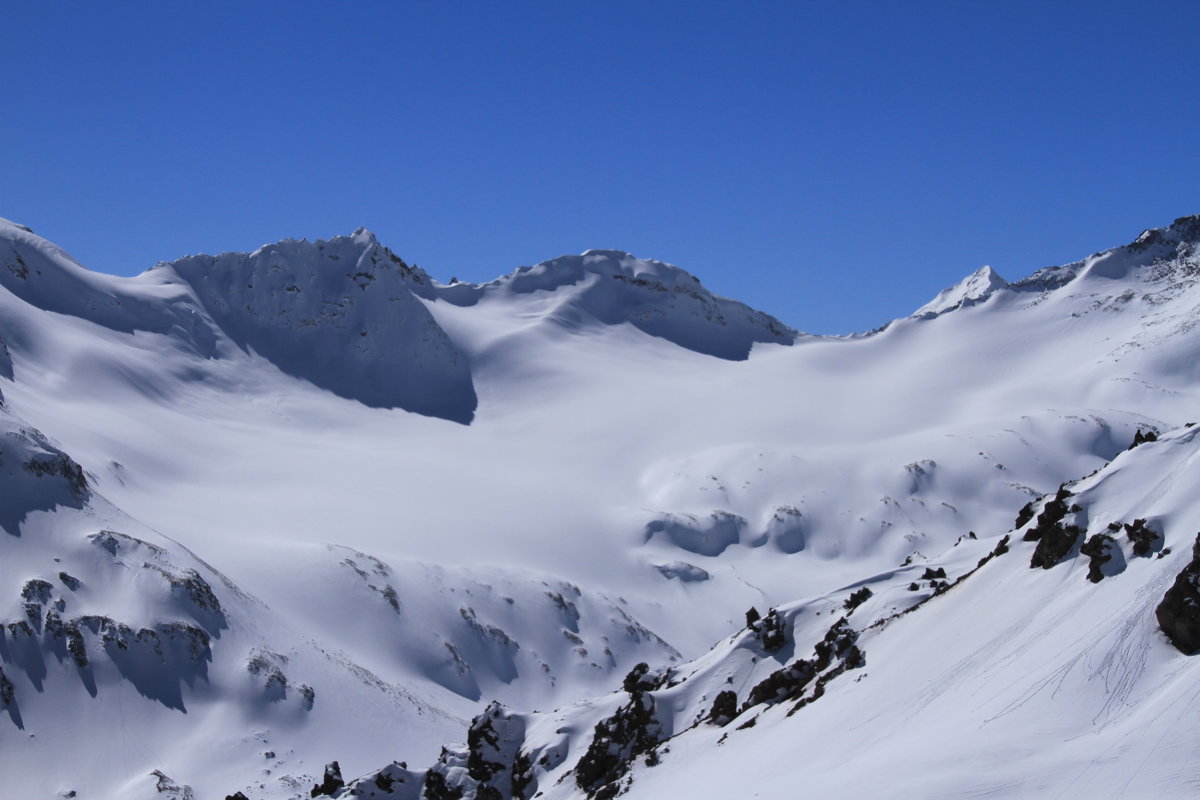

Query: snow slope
<box><xmin>1</xmin><ymin>214</ymin><xmax>1199</xmax><ymax>797</ymax></box>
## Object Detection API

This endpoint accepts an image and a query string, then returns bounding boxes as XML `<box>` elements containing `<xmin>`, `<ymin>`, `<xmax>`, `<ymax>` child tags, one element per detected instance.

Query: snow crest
<box><xmin>164</xmin><ymin>230</ymin><xmax>478</xmax><ymax>422</ymax></box>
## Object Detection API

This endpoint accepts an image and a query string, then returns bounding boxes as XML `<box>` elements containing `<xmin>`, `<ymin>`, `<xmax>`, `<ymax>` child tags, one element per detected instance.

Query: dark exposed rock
<box><xmin>1124</xmin><ymin>518</ymin><xmax>1160</xmax><ymax>557</ymax></box>
<box><xmin>843</xmin><ymin>587</ymin><xmax>873</xmax><ymax>612</ymax></box>
<box><xmin>20</xmin><ymin>578</ymin><xmax>53</xmax><ymax>604</ymax></box>
<box><xmin>1156</xmin><ymin>533</ymin><xmax>1200</xmax><ymax>655</ymax></box>
<box><xmin>419</xmin><ymin>705</ymin><xmax>528</xmax><ymax>800</ymax></box>
<box><xmin>1128</xmin><ymin>428</ymin><xmax>1158</xmax><ymax>450</ymax></box>
<box><xmin>22</xmin><ymin>452</ymin><xmax>88</xmax><ymax>495</ymax></box>
<box><xmin>920</xmin><ymin>567</ymin><xmax>946</xmax><ymax>580</ymax></box>
<box><xmin>744</xmin><ymin>659</ymin><xmax>818</xmax><ymax>708</ymax></box>
<box><xmin>247</xmin><ymin>652</ymin><xmax>289</xmax><ymax>697</ymax></box>
<box><xmin>511</xmin><ymin>751</ymin><xmax>535</xmax><ymax>800</ymax></box>
<box><xmin>977</xmin><ymin>534</ymin><xmax>1012</xmax><ymax>568</ymax></box>
<box><xmin>44</xmin><ymin>609</ymin><xmax>64</xmax><ymax>639</ymax></box>
<box><xmin>758</xmin><ymin>609</ymin><xmax>787</xmax><ymax>651</ymax></box>
<box><xmin>146</xmin><ymin>565</ymin><xmax>226</xmax><ymax>629</ymax></box>
<box><xmin>1024</xmin><ymin>485</ymin><xmax>1072</xmax><ymax>542</ymax></box>
<box><xmin>744</xmin><ymin>617</ymin><xmax>862</xmax><ymax>711</ymax></box>
<box><xmin>707</xmin><ymin>690</ymin><xmax>738</xmax><ymax>726</ymax></box>
<box><xmin>622</xmin><ymin>662</ymin><xmax>655</xmax><ymax>694</ymax></box>
<box><xmin>466</xmin><ymin>701</ymin><xmax>526</xmax><ymax>797</ymax></box>
<box><xmin>423</xmin><ymin>765</ymin><xmax>464</xmax><ymax>800</ymax></box>
<box><xmin>744</xmin><ymin>607</ymin><xmax>787</xmax><ymax>652</ymax></box>
<box><xmin>812</xmin><ymin>618</ymin><xmax>861</xmax><ymax>671</ymax></box>
<box><xmin>0</xmin><ymin>666</ymin><xmax>14</xmax><ymax>705</ymax></box>
<box><xmin>1015</xmin><ymin>501</ymin><xmax>1037</xmax><ymax>529</ymax></box>
<box><xmin>1025</xmin><ymin>487</ymin><xmax>1083</xmax><ymax>568</ymax></box>
<box><xmin>225</xmin><ymin>794</ymin><xmax>250</xmax><ymax>800</ymax></box>
<box><xmin>155</xmin><ymin>621</ymin><xmax>211</xmax><ymax>660</ymax></box>
<box><xmin>65</xmin><ymin>621</ymin><xmax>88</xmax><ymax>666</ymax></box>
<box><xmin>6</xmin><ymin>620</ymin><xmax>34</xmax><ymax>639</ymax></box>
<box><xmin>1080</xmin><ymin>534</ymin><xmax>1117</xmax><ymax>583</ymax></box>
<box><xmin>1030</xmin><ymin>523</ymin><xmax>1083</xmax><ymax>569</ymax></box>
<box><xmin>310</xmin><ymin>761</ymin><xmax>345</xmax><ymax>797</ymax></box>
<box><xmin>574</xmin><ymin>692</ymin><xmax>661</xmax><ymax>796</ymax></box>
<box><xmin>58</xmin><ymin>571</ymin><xmax>81</xmax><ymax>590</ymax></box>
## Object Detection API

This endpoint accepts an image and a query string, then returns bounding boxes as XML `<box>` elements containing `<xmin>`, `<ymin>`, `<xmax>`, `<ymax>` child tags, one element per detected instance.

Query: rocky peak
<box><xmin>913</xmin><ymin>264</ymin><xmax>1009</xmax><ymax>318</ymax></box>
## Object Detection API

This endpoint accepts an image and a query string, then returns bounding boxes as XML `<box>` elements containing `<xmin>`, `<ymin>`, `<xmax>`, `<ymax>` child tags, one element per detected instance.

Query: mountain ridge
<box><xmin>2</xmin><ymin>214</ymin><xmax>1200</xmax><ymax>798</ymax></box>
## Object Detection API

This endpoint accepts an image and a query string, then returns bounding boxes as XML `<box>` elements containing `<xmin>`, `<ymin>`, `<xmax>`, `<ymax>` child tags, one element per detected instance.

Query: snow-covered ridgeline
<box><xmin>0</xmin><ymin>213</ymin><xmax>1199</xmax><ymax>797</ymax></box>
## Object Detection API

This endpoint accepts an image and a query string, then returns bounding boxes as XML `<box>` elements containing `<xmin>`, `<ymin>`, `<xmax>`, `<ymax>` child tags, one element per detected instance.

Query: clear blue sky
<box><xmin>3</xmin><ymin>1</ymin><xmax>1198</xmax><ymax>333</ymax></box>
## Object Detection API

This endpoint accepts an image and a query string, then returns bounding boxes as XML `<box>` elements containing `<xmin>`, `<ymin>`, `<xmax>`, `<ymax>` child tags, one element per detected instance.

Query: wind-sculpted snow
<box><xmin>280</xmin><ymin>545</ymin><xmax>681</xmax><ymax>709</ymax></box>
<box><xmin>0</xmin><ymin>218</ymin><xmax>217</xmax><ymax>352</ymax></box>
<box><xmin>165</xmin><ymin>230</ymin><xmax>478</xmax><ymax>422</ymax></box>
<box><xmin>439</xmin><ymin>249</ymin><xmax>796</xmax><ymax>360</ymax></box>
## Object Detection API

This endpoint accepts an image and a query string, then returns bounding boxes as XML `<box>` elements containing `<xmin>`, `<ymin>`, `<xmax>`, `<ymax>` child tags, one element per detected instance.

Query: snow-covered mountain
<box><xmin>1</xmin><ymin>214</ymin><xmax>1199</xmax><ymax>799</ymax></box>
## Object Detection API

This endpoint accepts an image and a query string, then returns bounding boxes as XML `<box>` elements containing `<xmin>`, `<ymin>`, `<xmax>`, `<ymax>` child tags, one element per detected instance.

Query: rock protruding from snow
<box><xmin>1156</xmin><ymin>533</ymin><xmax>1200</xmax><ymax>655</ymax></box>
<box><xmin>913</xmin><ymin>265</ymin><xmax>1008</xmax><ymax>317</ymax></box>
<box><xmin>334</xmin><ymin>762</ymin><xmax>424</xmax><ymax>799</ymax></box>
<box><xmin>165</xmin><ymin>230</ymin><xmax>477</xmax><ymax>422</ymax></box>
<box><xmin>0</xmin><ymin>411</ymin><xmax>90</xmax><ymax>533</ymax></box>
<box><xmin>574</xmin><ymin>690</ymin><xmax>663</xmax><ymax>798</ymax></box>
<box><xmin>311</xmin><ymin>761</ymin><xmax>346</xmax><ymax>797</ymax></box>
<box><xmin>1023</xmin><ymin>486</ymin><xmax>1083</xmax><ymax>569</ymax></box>
<box><xmin>1124</xmin><ymin>214</ymin><xmax>1200</xmax><ymax>254</ymax></box>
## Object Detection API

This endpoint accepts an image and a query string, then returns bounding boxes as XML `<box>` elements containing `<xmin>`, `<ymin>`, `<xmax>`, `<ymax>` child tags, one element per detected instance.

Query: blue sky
<box><xmin>3</xmin><ymin>1</ymin><xmax>1198</xmax><ymax>333</ymax></box>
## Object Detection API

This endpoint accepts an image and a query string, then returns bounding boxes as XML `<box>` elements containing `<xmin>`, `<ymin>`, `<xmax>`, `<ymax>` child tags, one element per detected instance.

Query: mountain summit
<box><xmin>913</xmin><ymin>264</ymin><xmax>1008</xmax><ymax>317</ymax></box>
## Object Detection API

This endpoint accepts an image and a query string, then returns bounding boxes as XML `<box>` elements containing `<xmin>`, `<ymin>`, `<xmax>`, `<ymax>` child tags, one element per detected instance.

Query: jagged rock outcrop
<box><xmin>574</xmin><ymin>691</ymin><xmax>662</xmax><ymax>799</ymax></box>
<box><xmin>745</xmin><ymin>608</ymin><xmax>788</xmax><ymax>652</ymax></box>
<box><xmin>1025</xmin><ymin>486</ymin><xmax>1084</xmax><ymax>569</ymax></box>
<box><xmin>465</xmin><ymin>702</ymin><xmax>527</xmax><ymax>800</ymax></box>
<box><xmin>1123</xmin><ymin>518</ymin><xmax>1160</xmax><ymax>557</ymax></box>
<box><xmin>311</xmin><ymin>761</ymin><xmax>346</xmax><ymax>797</ymax></box>
<box><xmin>743</xmin><ymin>617</ymin><xmax>863</xmax><ymax>711</ymax></box>
<box><xmin>707</xmin><ymin>690</ymin><xmax>738</xmax><ymax>726</ymax></box>
<box><xmin>1156</xmin><ymin>533</ymin><xmax>1200</xmax><ymax>655</ymax></box>
<box><xmin>1080</xmin><ymin>533</ymin><xmax>1117</xmax><ymax>583</ymax></box>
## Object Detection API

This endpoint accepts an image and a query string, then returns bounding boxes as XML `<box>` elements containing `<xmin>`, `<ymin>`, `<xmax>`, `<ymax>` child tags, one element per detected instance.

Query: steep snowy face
<box><xmin>448</xmin><ymin>249</ymin><xmax>797</xmax><ymax>360</ymax></box>
<box><xmin>163</xmin><ymin>230</ymin><xmax>478</xmax><ymax>422</ymax></box>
